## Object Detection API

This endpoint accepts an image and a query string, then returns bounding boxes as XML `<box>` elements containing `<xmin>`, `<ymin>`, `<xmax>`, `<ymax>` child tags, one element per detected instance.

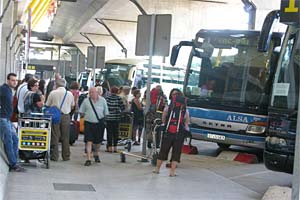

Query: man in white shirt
<box><xmin>16</xmin><ymin>74</ymin><xmax>34</xmax><ymax>114</ymax></box>
<box><xmin>46</xmin><ymin>78</ymin><xmax>74</xmax><ymax>161</ymax></box>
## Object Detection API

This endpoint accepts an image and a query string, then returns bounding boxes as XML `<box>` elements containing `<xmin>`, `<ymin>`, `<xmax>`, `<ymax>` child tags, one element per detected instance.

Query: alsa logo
<box><xmin>227</xmin><ymin>115</ymin><xmax>248</xmax><ymax>123</ymax></box>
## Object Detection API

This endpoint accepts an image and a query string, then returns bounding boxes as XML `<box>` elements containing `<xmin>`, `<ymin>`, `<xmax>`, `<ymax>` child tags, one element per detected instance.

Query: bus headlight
<box><xmin>266</xmin><ymin>136</ymin><xmax>287</xmax><ymax>146</ymax></box>
<box><xmin>246</xmin><ymin>125</ymin><xmax>265</xmax><ymax>134</ymax></box>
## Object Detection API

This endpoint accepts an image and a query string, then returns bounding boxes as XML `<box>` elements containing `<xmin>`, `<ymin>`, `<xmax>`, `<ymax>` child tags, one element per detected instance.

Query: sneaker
<box><xmin>94</xmin><ymin>156</ymin><xmax>101</xmax><ymax>163</ymax></box>
<box><xmin>147</xmin><ymin>142</ymin><xmax>152</xmax><ymax>149</ymax></box>
<box><xmin>133</xmin><ymin>141</ymin><xmax>140</xmax><ymax>146</ymax></box>
<box><xmin>10</xmin><ymin>164</ymin><xmax>25</xmax><ymax>172</ymax></box>
<box><xmin>84</xmin><ymin>160</ymin><xmax>92</xmax><ymax>166</ymax></box>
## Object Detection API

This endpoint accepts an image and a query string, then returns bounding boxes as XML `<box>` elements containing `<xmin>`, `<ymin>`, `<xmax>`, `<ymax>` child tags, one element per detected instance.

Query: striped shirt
<box><xmin>106</xmin><ymin>94</ymin><xmax>125</xmax><ymax>121</ymax></box>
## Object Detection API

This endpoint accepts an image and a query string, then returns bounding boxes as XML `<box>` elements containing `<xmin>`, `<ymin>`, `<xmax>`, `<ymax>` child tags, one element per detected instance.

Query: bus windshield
<box><xmin>136</xmin><ymin>65</ymin><xmax>185</xmax><ymax>89</ymax></box>
<box><xmin>185</xmin><ymin>31</ymin><xmax>279</xmax><ymax>113</ymax></box>
<box><xmin>271</xmin><ymin>27</ymin><xmax>300</xmax><ymax>110</ymax></box>
<box><xmin>99</xmin><ymin>63</ymin><xmax>134</xmax><ymax>87</ymax></box>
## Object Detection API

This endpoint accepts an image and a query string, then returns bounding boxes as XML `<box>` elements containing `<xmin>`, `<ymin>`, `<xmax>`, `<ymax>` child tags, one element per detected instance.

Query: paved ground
<box><xmin>4</xmin><ymin>136</ymin><xmax>292</xmax><ymax>200</ymax></box>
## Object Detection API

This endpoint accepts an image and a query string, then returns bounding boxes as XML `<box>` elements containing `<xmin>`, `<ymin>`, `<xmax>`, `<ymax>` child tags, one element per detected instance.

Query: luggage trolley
<box><xmin>118</xmin><ymin>112</ymin><xmax>133</xmax><ymax>152</ymax></box>
<box><xmin>18</xmin><ymin>113</ymin><xmax>52</xmax><ymax>169</ymax></box>
<box><xmin>120</xmin><ymin>118</ymin><xmax>162</xmax><ymax>166</ymax></box>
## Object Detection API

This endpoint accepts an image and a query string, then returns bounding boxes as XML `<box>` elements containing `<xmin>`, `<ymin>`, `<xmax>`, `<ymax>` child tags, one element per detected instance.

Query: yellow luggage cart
<box><xmin>118</xmin><ymin>112</ymin><xmax>133</xmax><ymax>152</ymax></box>
<box><xmin>18</xmin><ymin>114</ymin><xmax>52</xmax><ymax>169</ymax></box>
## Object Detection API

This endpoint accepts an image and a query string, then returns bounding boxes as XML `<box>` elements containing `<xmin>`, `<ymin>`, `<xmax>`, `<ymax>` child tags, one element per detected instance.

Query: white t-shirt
<box><xmin>16</xmin><ymin>82</ymin><xmax>28</xmax><ymax>113</ymax></box>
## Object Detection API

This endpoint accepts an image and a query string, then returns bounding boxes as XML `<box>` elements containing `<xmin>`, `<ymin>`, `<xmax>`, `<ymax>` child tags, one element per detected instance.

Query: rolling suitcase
<box><xmin>69</xmin><ymin>121</ymin><xmax>76</xmax><ymax>145</ymax></box>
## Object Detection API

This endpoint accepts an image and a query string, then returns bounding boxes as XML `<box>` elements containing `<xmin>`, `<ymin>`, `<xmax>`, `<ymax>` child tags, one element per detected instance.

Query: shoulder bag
<box><xmin>44</xmin><ymin>91</ymin><xmax>67</xmax><ymax>124</ymax></box>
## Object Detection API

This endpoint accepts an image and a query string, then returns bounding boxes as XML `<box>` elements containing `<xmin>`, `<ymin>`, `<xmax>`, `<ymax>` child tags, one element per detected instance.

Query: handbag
<box><xmin>44</xmin><ymin>91</ymin><xmax>67</xmax><ymax>124</ymax></box>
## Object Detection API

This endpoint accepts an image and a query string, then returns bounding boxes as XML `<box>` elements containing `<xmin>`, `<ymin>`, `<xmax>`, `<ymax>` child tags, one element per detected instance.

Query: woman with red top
<box><xmin>153</xmin><ymin>89</ymin><xmax>190</xmax><ymax>177</ymax></box>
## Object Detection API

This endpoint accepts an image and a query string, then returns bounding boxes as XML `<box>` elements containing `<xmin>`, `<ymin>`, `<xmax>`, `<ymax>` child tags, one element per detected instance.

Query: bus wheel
<box><xmin>217</xmin><ymin>143</ymin><xmax>231</xmax><ymax>150</ymax></box>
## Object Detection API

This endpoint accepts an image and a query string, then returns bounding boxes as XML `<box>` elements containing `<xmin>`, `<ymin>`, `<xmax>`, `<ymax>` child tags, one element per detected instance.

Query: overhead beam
<box><xmin>30</xmin><ymin>41</ymin><xmax>76</xmax><ymax>47</ymax></box>
<box><xmin>71</xmin><ymin>41</ymin><xmax>91</xmax><ymax>45</ymax></box>
<box><xmin>101</xmin><ymin>18</ymin><xmax>137</xmax><ymax>23</ymax></box>
<box><xmin>129</xmin><ymin>0</ymin><xmax>147</xmax><ymax>15</ymax></box>
<box><xmin>84</xmin><ymin>32</ymin><xmax>111</xmax><ymax>36</ymax></box>
<box><xmin>95</xmin><ymin>18</ymin><xmax>127</xmax><ymax>58</ymax></box>
<box><xmin>80</xmin><ymin>32</ymin><xmax>95</xmax><ymax>47</ymax></box>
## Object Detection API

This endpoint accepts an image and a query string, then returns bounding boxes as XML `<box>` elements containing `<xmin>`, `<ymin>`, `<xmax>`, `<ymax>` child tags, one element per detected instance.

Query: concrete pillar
<box><xmin>0</xmin><ymin>0</ymin><xmax>13</xmax><ymax>83</ymax></box>
<box><xmin>8</xmin><ymin>1</ymin><xmax>18</xmax><ymax>74</ymax></box>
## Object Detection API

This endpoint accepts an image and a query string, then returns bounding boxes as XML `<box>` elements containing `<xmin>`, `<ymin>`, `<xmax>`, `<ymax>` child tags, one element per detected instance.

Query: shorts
<box><xmin>158</xmin><ymin>133</ymin><xmax>184</xmax><ymax>162</ymax></box>
<box><xmin>84</xmin><ymin>120</ymin><xmax>105</xmax><ymax>144</ymax></box>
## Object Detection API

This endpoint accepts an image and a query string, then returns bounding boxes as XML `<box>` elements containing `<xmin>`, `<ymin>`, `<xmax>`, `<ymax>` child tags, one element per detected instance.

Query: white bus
<box><xmin>83</xmin><ymin>58</ymin><xmax>185</xmax><ymax>97</ymax></box>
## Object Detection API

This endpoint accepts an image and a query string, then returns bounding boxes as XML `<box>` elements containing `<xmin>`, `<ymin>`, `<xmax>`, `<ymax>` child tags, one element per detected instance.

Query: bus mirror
<box><xmin>258</xmin><ymin>10</ymin><xmax>280</xmax><ymax>52</ymax></box>
<box><xmin>170</xmin><ymin>45</ymin><xmax>180</xmax><ymax>66</ymax></box>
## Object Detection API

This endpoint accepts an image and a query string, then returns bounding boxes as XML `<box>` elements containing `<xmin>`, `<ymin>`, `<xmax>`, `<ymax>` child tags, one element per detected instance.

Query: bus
<box><xmin>170</xmin><ymin>29</ymin><xmax>282</xmax><ymax>149</ymax></box>
<box><xmin>85</xmin><ymin>58</ymin><xmax>184</xmax><ymax>97</ymax></box>
<box><xmin>259</xmin><ymin>1</ymin><xmax>300</xmax><ymax>174</ymax></box>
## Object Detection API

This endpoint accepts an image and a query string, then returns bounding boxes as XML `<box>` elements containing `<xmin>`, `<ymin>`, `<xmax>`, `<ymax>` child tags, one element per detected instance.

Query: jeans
<box><xmin>0</xmin><ymin>118</ymin><xmax>19</xmax><ymax>167</ymax></box>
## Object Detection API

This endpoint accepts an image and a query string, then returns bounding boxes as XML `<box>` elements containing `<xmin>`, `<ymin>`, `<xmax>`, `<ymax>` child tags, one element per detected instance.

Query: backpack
<box><xmin>78</xmin><ymin>93</ymin><xmax>88</xmax><ymax>108</ymax></box>
<box><xmin>165</xmin><ymin>95</ymin><xmax>187</xmax><ymax>134</ymax></box>
<box><xmin>150</xmin><ymin>88</ymin><xmax>167</xmax><ymax>113</ymax></box>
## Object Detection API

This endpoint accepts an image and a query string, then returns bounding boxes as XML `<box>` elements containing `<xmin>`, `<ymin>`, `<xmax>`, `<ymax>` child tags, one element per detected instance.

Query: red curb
<box><xmin>233</xmin><ymin>153</ymin><xmax>258</xmax><ymax>164</ymax></box>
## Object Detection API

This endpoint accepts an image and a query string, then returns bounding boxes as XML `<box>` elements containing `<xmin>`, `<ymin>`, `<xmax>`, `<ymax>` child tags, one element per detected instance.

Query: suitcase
<box><xmin>79</xmin><ymin>117</ymin><xmax>84</xmax><ymax>133</ymax></box>
<box><xmin>73</xmin><ymin>120</ymin><xmax>80</xmax><ymax>140</ymax></box>
<box><xmin>69</xmin><ymin>121</ymin><xmax>76</xmax><ymax>145</ymax></box>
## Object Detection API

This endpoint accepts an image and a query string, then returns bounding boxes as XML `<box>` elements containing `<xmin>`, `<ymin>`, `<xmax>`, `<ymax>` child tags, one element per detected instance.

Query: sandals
<box><xmin>152</xmin><ymin>169</ymin><xmax>160</xmax><ymax>174</ymax></box>
<box><xmin>169</xmin><ymin>174</ymin><xmax>177</xmax><ymax>177</ymax></box>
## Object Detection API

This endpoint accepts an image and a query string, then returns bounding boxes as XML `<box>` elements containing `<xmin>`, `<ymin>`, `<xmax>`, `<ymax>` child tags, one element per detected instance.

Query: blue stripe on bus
<box><xmin>188</xmin><ymin>107</ymin><xmax>268</xmax><ymax>124</ymax></box>
<box><xmin>191</xmin><ymin>128</ymin><xmax>265</xmax><ymax>142</ymax></box>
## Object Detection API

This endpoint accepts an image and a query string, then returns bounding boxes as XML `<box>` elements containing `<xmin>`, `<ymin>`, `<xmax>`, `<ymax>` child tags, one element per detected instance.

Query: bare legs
<box><xmin>86</xmin><ymin>142</ymin><xmax>100</xmax><ymax>160</ymax></box>
<box><xmin>170</xmin><ymin>161</ymin><xmax>177</xmax><ymax>176</ymax></box>
<box><xmin>86</xmin><ymin>141</ymin><xmax>93</xmax><ymax>161</ymax></box>
<box><xmin>154</xmin><ymin>159</ymin><xmax>177</xmax><ymax>176</ymax></box>
<box><xmin>153</xmin><ymin>159</ymin><xmax>163</xmax><ymax>173</ymax></box>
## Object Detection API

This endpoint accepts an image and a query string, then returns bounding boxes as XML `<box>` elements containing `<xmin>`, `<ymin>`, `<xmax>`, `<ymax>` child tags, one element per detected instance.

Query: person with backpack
<box><xmin>146</xmin><ymin>86</ymin><xmax>167</xmax><ymax>148</ymax></box>
<box><xmin>153</xmin><ymin>88</ymin><xmax>190</xmax><ymax>177</ymax></box>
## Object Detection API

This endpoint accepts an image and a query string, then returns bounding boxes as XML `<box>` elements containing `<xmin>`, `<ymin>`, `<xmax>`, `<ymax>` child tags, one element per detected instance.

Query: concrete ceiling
<box><xmin>48</xmin><ymin>0</ymin><xmax>281</xmax><ymax>43</ymax></box>
<box><xmin>17</xmin><ymin>0</ymin><xmax>281</xmax><ymax>59</ymax></box>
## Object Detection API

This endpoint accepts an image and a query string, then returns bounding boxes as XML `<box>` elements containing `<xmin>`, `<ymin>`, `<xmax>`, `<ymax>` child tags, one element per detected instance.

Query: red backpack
<box><xmin>166</xmin><ymin>95</ymin><xmax>187</xmax><ymax>134</ymax></box>
<box><xmin>150</xmin><ymin>88</ymin><xmax>167</xmax><ymax>113</ymax></box>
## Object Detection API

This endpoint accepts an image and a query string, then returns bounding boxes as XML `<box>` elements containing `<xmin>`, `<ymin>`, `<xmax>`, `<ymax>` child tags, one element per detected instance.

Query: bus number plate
<box><xmin>207</xmin><ymin>133</ymin><xmax>225</xmax><ymax>141</ymax></box>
